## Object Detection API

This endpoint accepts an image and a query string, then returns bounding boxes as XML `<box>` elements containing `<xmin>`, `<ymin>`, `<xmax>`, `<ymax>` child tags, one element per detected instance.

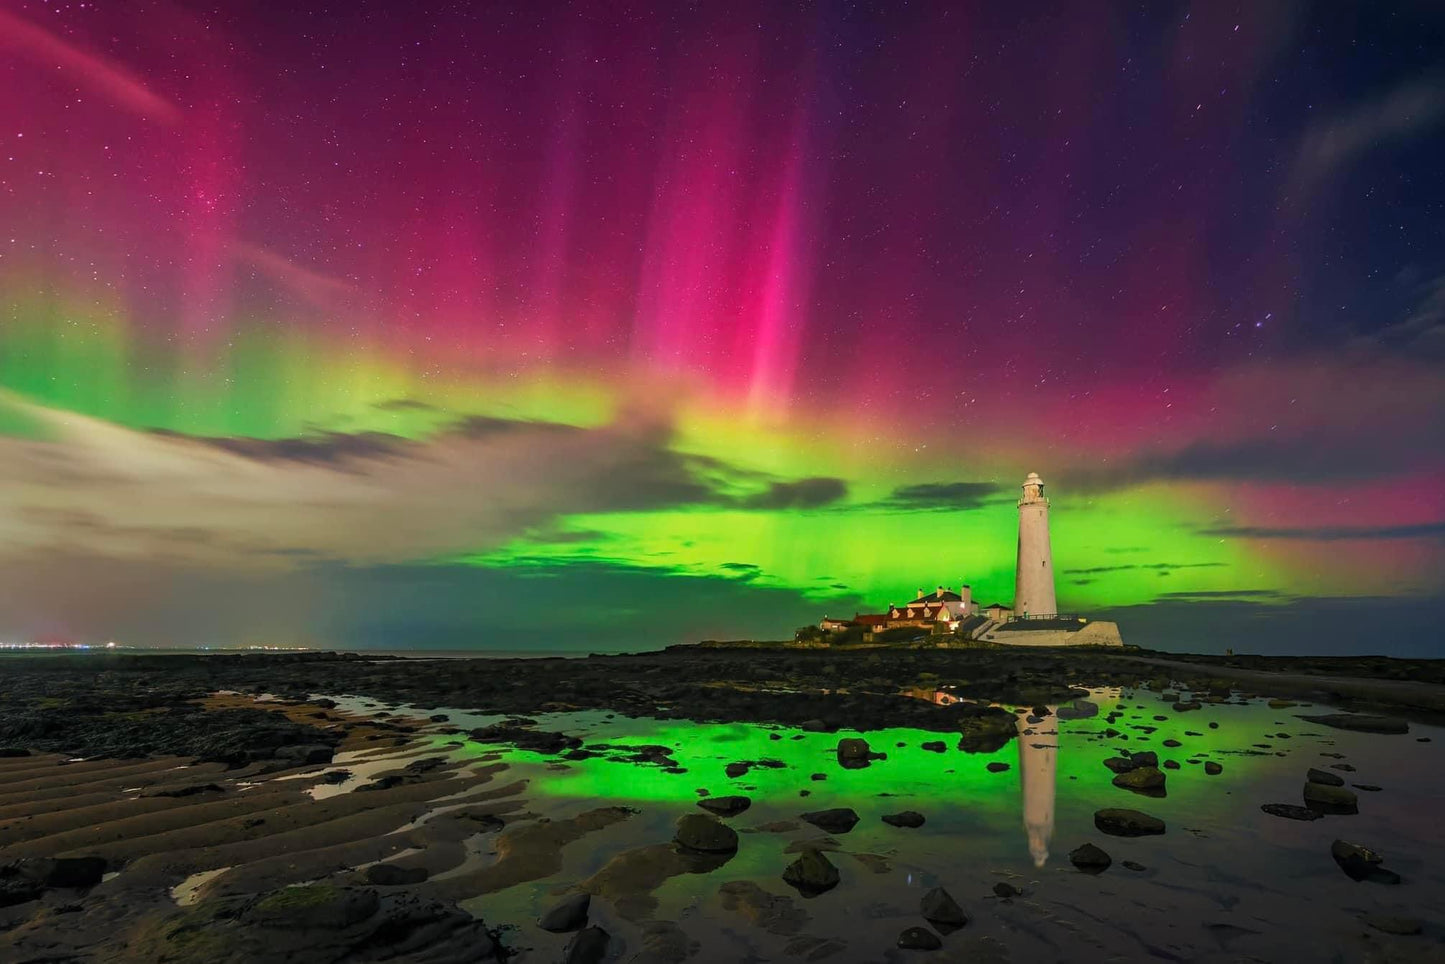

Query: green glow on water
<box><xmin>424</xmin><ymin>688</ymin><xmax>1285</xmax><ymax>875</ymax></box>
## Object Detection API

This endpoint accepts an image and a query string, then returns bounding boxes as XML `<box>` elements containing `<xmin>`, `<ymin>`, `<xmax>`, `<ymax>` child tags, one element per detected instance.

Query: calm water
<box><xmin>319</xmin><ymin>688</ymin><xmax>1444</xmax><ymax>962</ymax></box>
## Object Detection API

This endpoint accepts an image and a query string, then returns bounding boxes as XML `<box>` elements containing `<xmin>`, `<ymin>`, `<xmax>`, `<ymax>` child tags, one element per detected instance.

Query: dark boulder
<box><xmin>1094</xmin><ymin>808</ymin><xmax>1165</xmax><ymax>837</ymax></box>
<box><xmin>697</xmin><ymin>795</ymin><xmax>752</xmax><ymax>817</ymax></box>
<box><xmin>1069</xmin><ymin>843</ymin><xmax>1112</xmax><ymax>873</ymax></box>
<box><xmin>1204</xmin><ymin>761</ymin><xmax>1223</xmax><ymax>775</ymax></box>
<box><xmin>539</xmin><ymin>892</ymin><xmax>591</xmax><ymax>933</ymax></box>
<box><xmin>564</xmin><ymin>926</ymin><xmax>611</xmax><ymax>964</ymax></box>
<box><xmin>1261</xmin><ymin>803</ymin><xmax>1321</xmax><ymax>821</ymax></box>
<box><xmin>920</xmin><ymin>741</ymin><xmax>947</xmax><ymax>753</ymax></box>
<box><xmin>1303</xmin><ymin>783</ymin><xmax>1358</xmax><ymax>815</ymax></box>
<box><xmin>469</xmin><ymin>724</ymin><xmax>582</xmax><ymax>754</ymax></box>
<box><xmin>674</xmin><ymin>814</ymin><xmax>739</xmax><ymax>854</ymax></box>
<box><xmin>800</xmin><ymin>808</ymin><xmax>859</xmax><ymax>834</ymax></box>
<box><xmin>1112</xmin><ymin>766</ymin><xmax>1166</xmax><ymax>797</ymax></box>
<box><xmin>1331</xmin><ymin>840</ymin><xmax>1400</xmax><ymax>884</ymax></box>
<box><xmin>1306</xmin><ymin>767</ymin><xmax>1344</xmax><ymax>787</ymax></box>
<box><xmin>882</xmin><ymin>811</ymin><xmax>925</xmax><ymax>828</ymax></box>
<box><xmin>897</xmin><ymin>926</ymin><xmax>942</xmax><ymax>950</ymax></box>
<box><xmin>920</xmin><ymin>886</ymin><xmax>967</xmax><ymax>929</ymax></box>
<box><xmin>782</xmin><ymin>849</ymin><xmax>840</xmax><ymax>897</ymax></box>
<box><xmin>836</xmin><ymin>738</ymin><xmax>885</xmax><ymax>769</ymax></box>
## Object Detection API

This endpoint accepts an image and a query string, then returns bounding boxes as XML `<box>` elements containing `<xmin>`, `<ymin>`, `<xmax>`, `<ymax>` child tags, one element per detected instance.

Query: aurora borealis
<box><xmin>1</xmin><ymin>2</ymin><xmax>1442</xmax><ymax>652</ymax></box>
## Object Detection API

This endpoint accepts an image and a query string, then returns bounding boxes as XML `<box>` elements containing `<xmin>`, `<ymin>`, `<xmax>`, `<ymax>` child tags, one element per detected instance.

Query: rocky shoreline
<box><xmin>1</xmin><ymin>646</ymin><xmax>1441</xmax><ymax>962</ymax></box>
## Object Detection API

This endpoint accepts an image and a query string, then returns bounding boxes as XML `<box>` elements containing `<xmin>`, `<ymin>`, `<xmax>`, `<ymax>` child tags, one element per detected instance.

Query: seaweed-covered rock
<box><xmin>1112</xmin><ymin>766</ymin><xmax>1166</xmax><ymax>796</ymax></box>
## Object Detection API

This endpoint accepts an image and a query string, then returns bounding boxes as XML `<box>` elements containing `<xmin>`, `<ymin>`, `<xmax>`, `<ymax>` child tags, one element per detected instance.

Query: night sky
<box><xmin>1</xmin><ymin>1</ymin><xmax>1442</xmax><ymax>653</ymax></box>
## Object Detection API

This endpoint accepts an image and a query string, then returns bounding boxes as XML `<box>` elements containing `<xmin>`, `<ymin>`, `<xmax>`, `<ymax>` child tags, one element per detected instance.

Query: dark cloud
<box><xmin>372</xmin><ymin>398</ymin><xmax>440</xmax><ymax>413</ymax></box>
<box><xmin>874</xmin><ymin>481</ymin><xmax>1001</xmax><ymax>511</ymax></box>
<box><xmin>1154</xmin><ymin>589</ymin><xmax>1285</xmax><ymax>599</ymax></box>
<box><xmin>1201</xmin><ymin>521</ymin><xmax>1445</xmax><ymax>541</ymax></box>
<box><xmin>153</xmin><ymin>429</ymin><xmax>406</xmax><ymax>466</ymax></box>
<box><xmin>448</xmin><ymin>415</ymin><xmax>577</xmax><ymax>439</ymax></box>
<box><xmin>1065</xmin><ymin>562</ymin><xmax>1227</xmax><ymax>575</ymax></box>
<box><xmin>5</xmin><ymin>402</ymin><xmax>856</xmax><ymax>569</ymax></box>
<box><xmin>740</xmin><ymin>477</ymin><xmax>848</xmax><ymax>510</ymax></box>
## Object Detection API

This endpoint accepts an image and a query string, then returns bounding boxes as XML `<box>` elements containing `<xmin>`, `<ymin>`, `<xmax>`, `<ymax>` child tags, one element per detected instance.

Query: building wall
<box><xmin>985</xmin><ymin>621</ymin><xmax>1124</xmax><ymax>647</ymax></box>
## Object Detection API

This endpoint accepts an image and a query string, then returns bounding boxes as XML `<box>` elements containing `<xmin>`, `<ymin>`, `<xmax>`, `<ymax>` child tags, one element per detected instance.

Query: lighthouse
<box><xmin>1014</xmin><ymin>471</ymin><xmax>1057</xmax><ymax>618</ymax></box>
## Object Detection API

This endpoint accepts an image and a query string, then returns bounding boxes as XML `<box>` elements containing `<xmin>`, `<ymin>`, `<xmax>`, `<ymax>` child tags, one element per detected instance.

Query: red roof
<box><xmin>853</xmin><ymin>614</ymin><xmax>889</xmax><ymax>627</ymax></box>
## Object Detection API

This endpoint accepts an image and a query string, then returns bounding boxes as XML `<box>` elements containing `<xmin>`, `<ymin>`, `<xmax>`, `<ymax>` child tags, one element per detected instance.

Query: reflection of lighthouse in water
<box><xmin>1016</xmin><ymin>707</ymin><xmax>1058</xmax><ymax>868</ymax></box>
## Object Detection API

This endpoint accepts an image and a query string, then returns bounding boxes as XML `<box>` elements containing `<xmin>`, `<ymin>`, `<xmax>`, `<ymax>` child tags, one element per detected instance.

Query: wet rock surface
<box><xmin>1111</xmin><ymin>766</ymin><xmax>1166</xmax><ymax>796</ymax></box>
<box><xmin>674</xmin><ymin>813</ymin><xmax>740</xmax><ymax>854</ymax></box>
<box><xmin>1303</xmin><ymin>782</ymin><xmax>1359</xmax><ymax>815</ymax></box>
<box><xmin>1331</xmin><ymin>840</ymin><xmax>1402</xmax><ymax>884</ymax></box>
<box><xmin>897</xmin><ymin>925</ymin><xmax>942</xmax><ymax>950</ymax></box>
<box><xmin>697</xmin><ymin>795</ymin><xmax>752</xmax><ymax>817</ymax></box>
<box><xmin>881</xmin><ymin>810</ymin><xmax>926</xmax><ymax>828</ymax></box>
<box><xmin>538</xmin><ymin>892</ymin><xmax>591</xmax><ymax>932</ymax></box>
<box><xmin>1260</xmin><ymin>803</ymin><xmax>1322</xmax><ymax>821</ymax></box>
<box><xmin>800</xmin><ymin>808</ymin><xmax>860</xmax><ymax>834</ymax></box>
<box><xmin>920</xmin><ymin>886</ymin><xmax>968</xmax><ymax>929</ymax></box>
<box><xmin>1094</xmin><ymin>808</ymin><xmax>1166</xmax><ymax>837</ymax></box>
<box><xmin>1069</xmin><ymin>843</ymin><xmax>1112</xmax><ymax>873</ymax></box>
<box><xmin>782</xmin><ymin>849</ymin><xmax>840</xmax><ymax>897</ymax></box>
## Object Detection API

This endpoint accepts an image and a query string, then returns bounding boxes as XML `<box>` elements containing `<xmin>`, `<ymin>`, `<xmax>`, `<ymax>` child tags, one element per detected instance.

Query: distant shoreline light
<box><xmin>0</xmin><ymin>641</ymin><xmax>315</xmax><ymax>652</ymax></box>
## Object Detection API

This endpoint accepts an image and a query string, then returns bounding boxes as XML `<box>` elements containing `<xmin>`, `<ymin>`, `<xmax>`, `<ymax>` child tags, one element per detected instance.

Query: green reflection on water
<box><xmin>429</xmin><ymin>688</ymin><xmax>1279</xmax><ymax>870</ymax></box>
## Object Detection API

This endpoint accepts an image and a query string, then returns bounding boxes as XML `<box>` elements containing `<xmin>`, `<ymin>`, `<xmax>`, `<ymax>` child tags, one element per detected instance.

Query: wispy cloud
<box><xmin>1290</xmin><ymin>75</ymin><xmax>1445</xmax><ymax>199</ymax></box>
<box><xmin>0</xmin><ymin>395</ymin><xmax>850</xmax><ymax>569</ymax></box>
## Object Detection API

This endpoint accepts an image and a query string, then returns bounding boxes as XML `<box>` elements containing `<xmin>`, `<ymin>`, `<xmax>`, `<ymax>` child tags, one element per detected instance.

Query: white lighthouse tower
<box><xmin>1014</xmin><ymin>472</ymin><xmax>1057</xmax><ymax>618</ymax></box>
